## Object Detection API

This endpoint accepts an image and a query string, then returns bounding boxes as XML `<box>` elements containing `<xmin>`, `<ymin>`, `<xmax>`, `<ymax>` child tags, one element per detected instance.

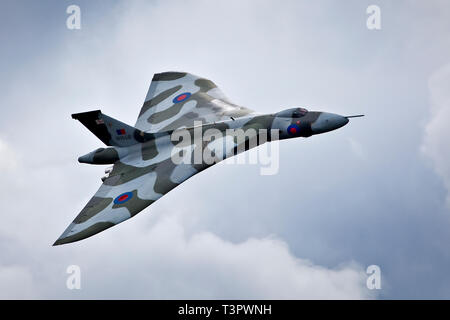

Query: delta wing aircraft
<box><xmin>54</xmin><ymin>72</ymin><xmax>363</xmax><ymax>245</ymax></box>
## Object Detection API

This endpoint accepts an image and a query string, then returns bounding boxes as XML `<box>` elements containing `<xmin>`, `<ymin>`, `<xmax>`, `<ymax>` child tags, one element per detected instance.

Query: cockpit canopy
<box><xmin>275</xmin><ymin>107</ymin><xmax>308</xmax><ymax>118</ymax></box>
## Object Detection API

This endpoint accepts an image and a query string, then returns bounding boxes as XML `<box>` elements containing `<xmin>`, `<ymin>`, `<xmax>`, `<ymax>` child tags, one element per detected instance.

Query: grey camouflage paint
<box><xmin>53</xmin><ymin>72</ymin><xmax>352</xmax><ymax>245</ymax></box>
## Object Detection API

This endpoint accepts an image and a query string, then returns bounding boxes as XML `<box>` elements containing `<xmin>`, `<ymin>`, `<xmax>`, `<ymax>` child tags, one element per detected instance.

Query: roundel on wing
<box><xmin>287</xmin><ymin>124</ymin><xmax>300</xmax><ymax>135</ymax></box>
<box><xmin>173</xmin><ymin>92</ymin><xmax>191</xmax><ymax>104</ymax></box>
<box><xmin>114</xmin><ymin>192</ymin><xmax>133</xmax><ymax>205</ymax></box>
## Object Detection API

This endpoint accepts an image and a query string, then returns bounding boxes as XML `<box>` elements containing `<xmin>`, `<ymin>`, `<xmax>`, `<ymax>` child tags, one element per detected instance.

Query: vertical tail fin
<box><xmin>72</xmin><ymin>110</ymin><xmax>144</xmax><ymax>147</ymax></box>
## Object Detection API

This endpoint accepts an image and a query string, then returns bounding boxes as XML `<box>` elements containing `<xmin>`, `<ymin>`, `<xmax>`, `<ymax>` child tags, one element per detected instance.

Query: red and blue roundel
<box><xmin>173</xmin><ymin>92</ymin><xmax>191</xmax><ymax>104</ymax></box>
<box><xmin>287</xmin><ymin>124</ymin><xmax>300</xmax><ymax>135</ymax></box>
<box><xmin>114</xmin><ymin>192</ymin><xmax>133</xmax><ymax>205</ymax></box>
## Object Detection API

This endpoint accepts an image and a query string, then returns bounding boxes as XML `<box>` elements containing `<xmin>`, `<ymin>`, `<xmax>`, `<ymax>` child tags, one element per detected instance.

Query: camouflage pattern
<box><xmin>53</xmin><ymin>72</ymin><xmax>352</xmax><ymax>245</ymax></box>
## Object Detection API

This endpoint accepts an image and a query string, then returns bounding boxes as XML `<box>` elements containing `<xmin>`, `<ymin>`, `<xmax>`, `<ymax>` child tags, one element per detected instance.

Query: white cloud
<box><xmin>0</xmin><ymin>138</ymin><xmax>18</xmax><ymax>171</ymax></box>
<box><xmin>422</xmin><ymin>63</ymin><xmax>450</xmax><ymax>206</ymax></box>
<box><xmin>49</xmin><ymin>214</ymin><xmax>371</xmax><ymax>299</ymax></box>
<box><xmin>0</xmin><ymin>201</ymin><xmax>371</xmax><ymax>299</ymax></box>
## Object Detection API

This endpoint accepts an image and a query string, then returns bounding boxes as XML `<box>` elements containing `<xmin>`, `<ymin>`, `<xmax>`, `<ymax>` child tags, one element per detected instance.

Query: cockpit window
<box><xmin>292</xmin><ymin>108</ymin><xmax>308</xmax><ymax>118</ymax></box>
<box><xmin>276</xmin><ymin>107</ymin><xmax>308</xmax><ymax>118</ymax></box>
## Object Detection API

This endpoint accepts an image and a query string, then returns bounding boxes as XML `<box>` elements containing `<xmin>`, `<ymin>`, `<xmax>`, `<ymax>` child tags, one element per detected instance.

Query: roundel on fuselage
<box><xmin>287</xmin><ymin>123</ymin><xmax>300</xmax><ymax>135</ymax></box>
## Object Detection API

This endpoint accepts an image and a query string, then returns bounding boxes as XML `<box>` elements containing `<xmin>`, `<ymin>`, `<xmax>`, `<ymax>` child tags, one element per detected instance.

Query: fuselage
<box><xmin>78</xmin><ymin>107</ymin><xmax>349</xmax><ymax>169</ymax></box>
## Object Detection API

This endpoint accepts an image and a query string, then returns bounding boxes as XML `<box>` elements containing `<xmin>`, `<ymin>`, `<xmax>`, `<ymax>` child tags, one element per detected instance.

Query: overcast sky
<box><xmin>1</xmin><ymin>0</ymin><xmax>450</xmax><ymax>299</ymax></box>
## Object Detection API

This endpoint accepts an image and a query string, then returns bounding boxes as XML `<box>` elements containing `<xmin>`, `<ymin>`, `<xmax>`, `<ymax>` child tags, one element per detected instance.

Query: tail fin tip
<box><xmin>72</xmin><ymin>109</ymin><xmax>142</xmax><ymax>147</ymax></box>
<box><xmin>72</xmin><ymin>110</ymin><xmax>102</xmax><ymax>120</ymax></box>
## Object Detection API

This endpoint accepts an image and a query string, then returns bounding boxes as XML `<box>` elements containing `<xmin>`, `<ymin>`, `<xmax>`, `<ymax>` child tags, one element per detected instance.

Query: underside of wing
<box><xmin>53</xmin><ymin>141</ymin><xmax>205</xmax><ymax>245</ymax></box>
<box><xmin>135</xmin><ymin>72</ymin><xmax>254</xmax><ymax>133</ymax></box>
<box><xmin>54</xmin><ymin>165</ymin><xmax>155</xmax><ymax>245</ymax></box>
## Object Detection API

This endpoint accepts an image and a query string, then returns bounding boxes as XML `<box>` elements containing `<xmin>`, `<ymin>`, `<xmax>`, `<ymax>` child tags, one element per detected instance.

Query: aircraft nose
<box><xmin>311</xmin><ymin>112</ymin><xmax>349</xmax><ymax>134</ymax></box>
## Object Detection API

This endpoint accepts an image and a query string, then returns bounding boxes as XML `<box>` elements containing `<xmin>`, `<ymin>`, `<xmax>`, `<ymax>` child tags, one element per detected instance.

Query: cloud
<box><xmin>72</xmin><ymin>214</ymin><xmax>371</xmax><ymax>299</ymax></box>
<box><xmin>0</xmin><ymin>138</ymin><xmax>18</xmax><ymax>171</ymax></box>
<box><xmin>422</xmin><ymin>63</ymin><xmax>450</xmax><ymax>206</ymax></box>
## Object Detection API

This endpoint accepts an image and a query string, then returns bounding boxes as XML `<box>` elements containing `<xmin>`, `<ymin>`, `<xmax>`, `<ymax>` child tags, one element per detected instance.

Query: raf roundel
<box><xmin>173</xmin><ymin>92</ymin><xmax>191</xmax><ymax>104</ymax></box>
<box><xmin>287</xmin><ymin>124</ymin><xmax>300</xmax><ymax>135</ymax></box>
<box><xmin>114</xmin><ymin>192</ymin><xmax>133</xmax><ymax>205</ymax></box>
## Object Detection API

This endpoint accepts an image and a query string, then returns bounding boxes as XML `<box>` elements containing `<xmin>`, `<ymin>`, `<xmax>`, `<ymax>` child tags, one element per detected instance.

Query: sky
<box><xmin>1</xmin><ymin>0</ymin><xmax>450</xmax><ymax>299</ymax></box>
